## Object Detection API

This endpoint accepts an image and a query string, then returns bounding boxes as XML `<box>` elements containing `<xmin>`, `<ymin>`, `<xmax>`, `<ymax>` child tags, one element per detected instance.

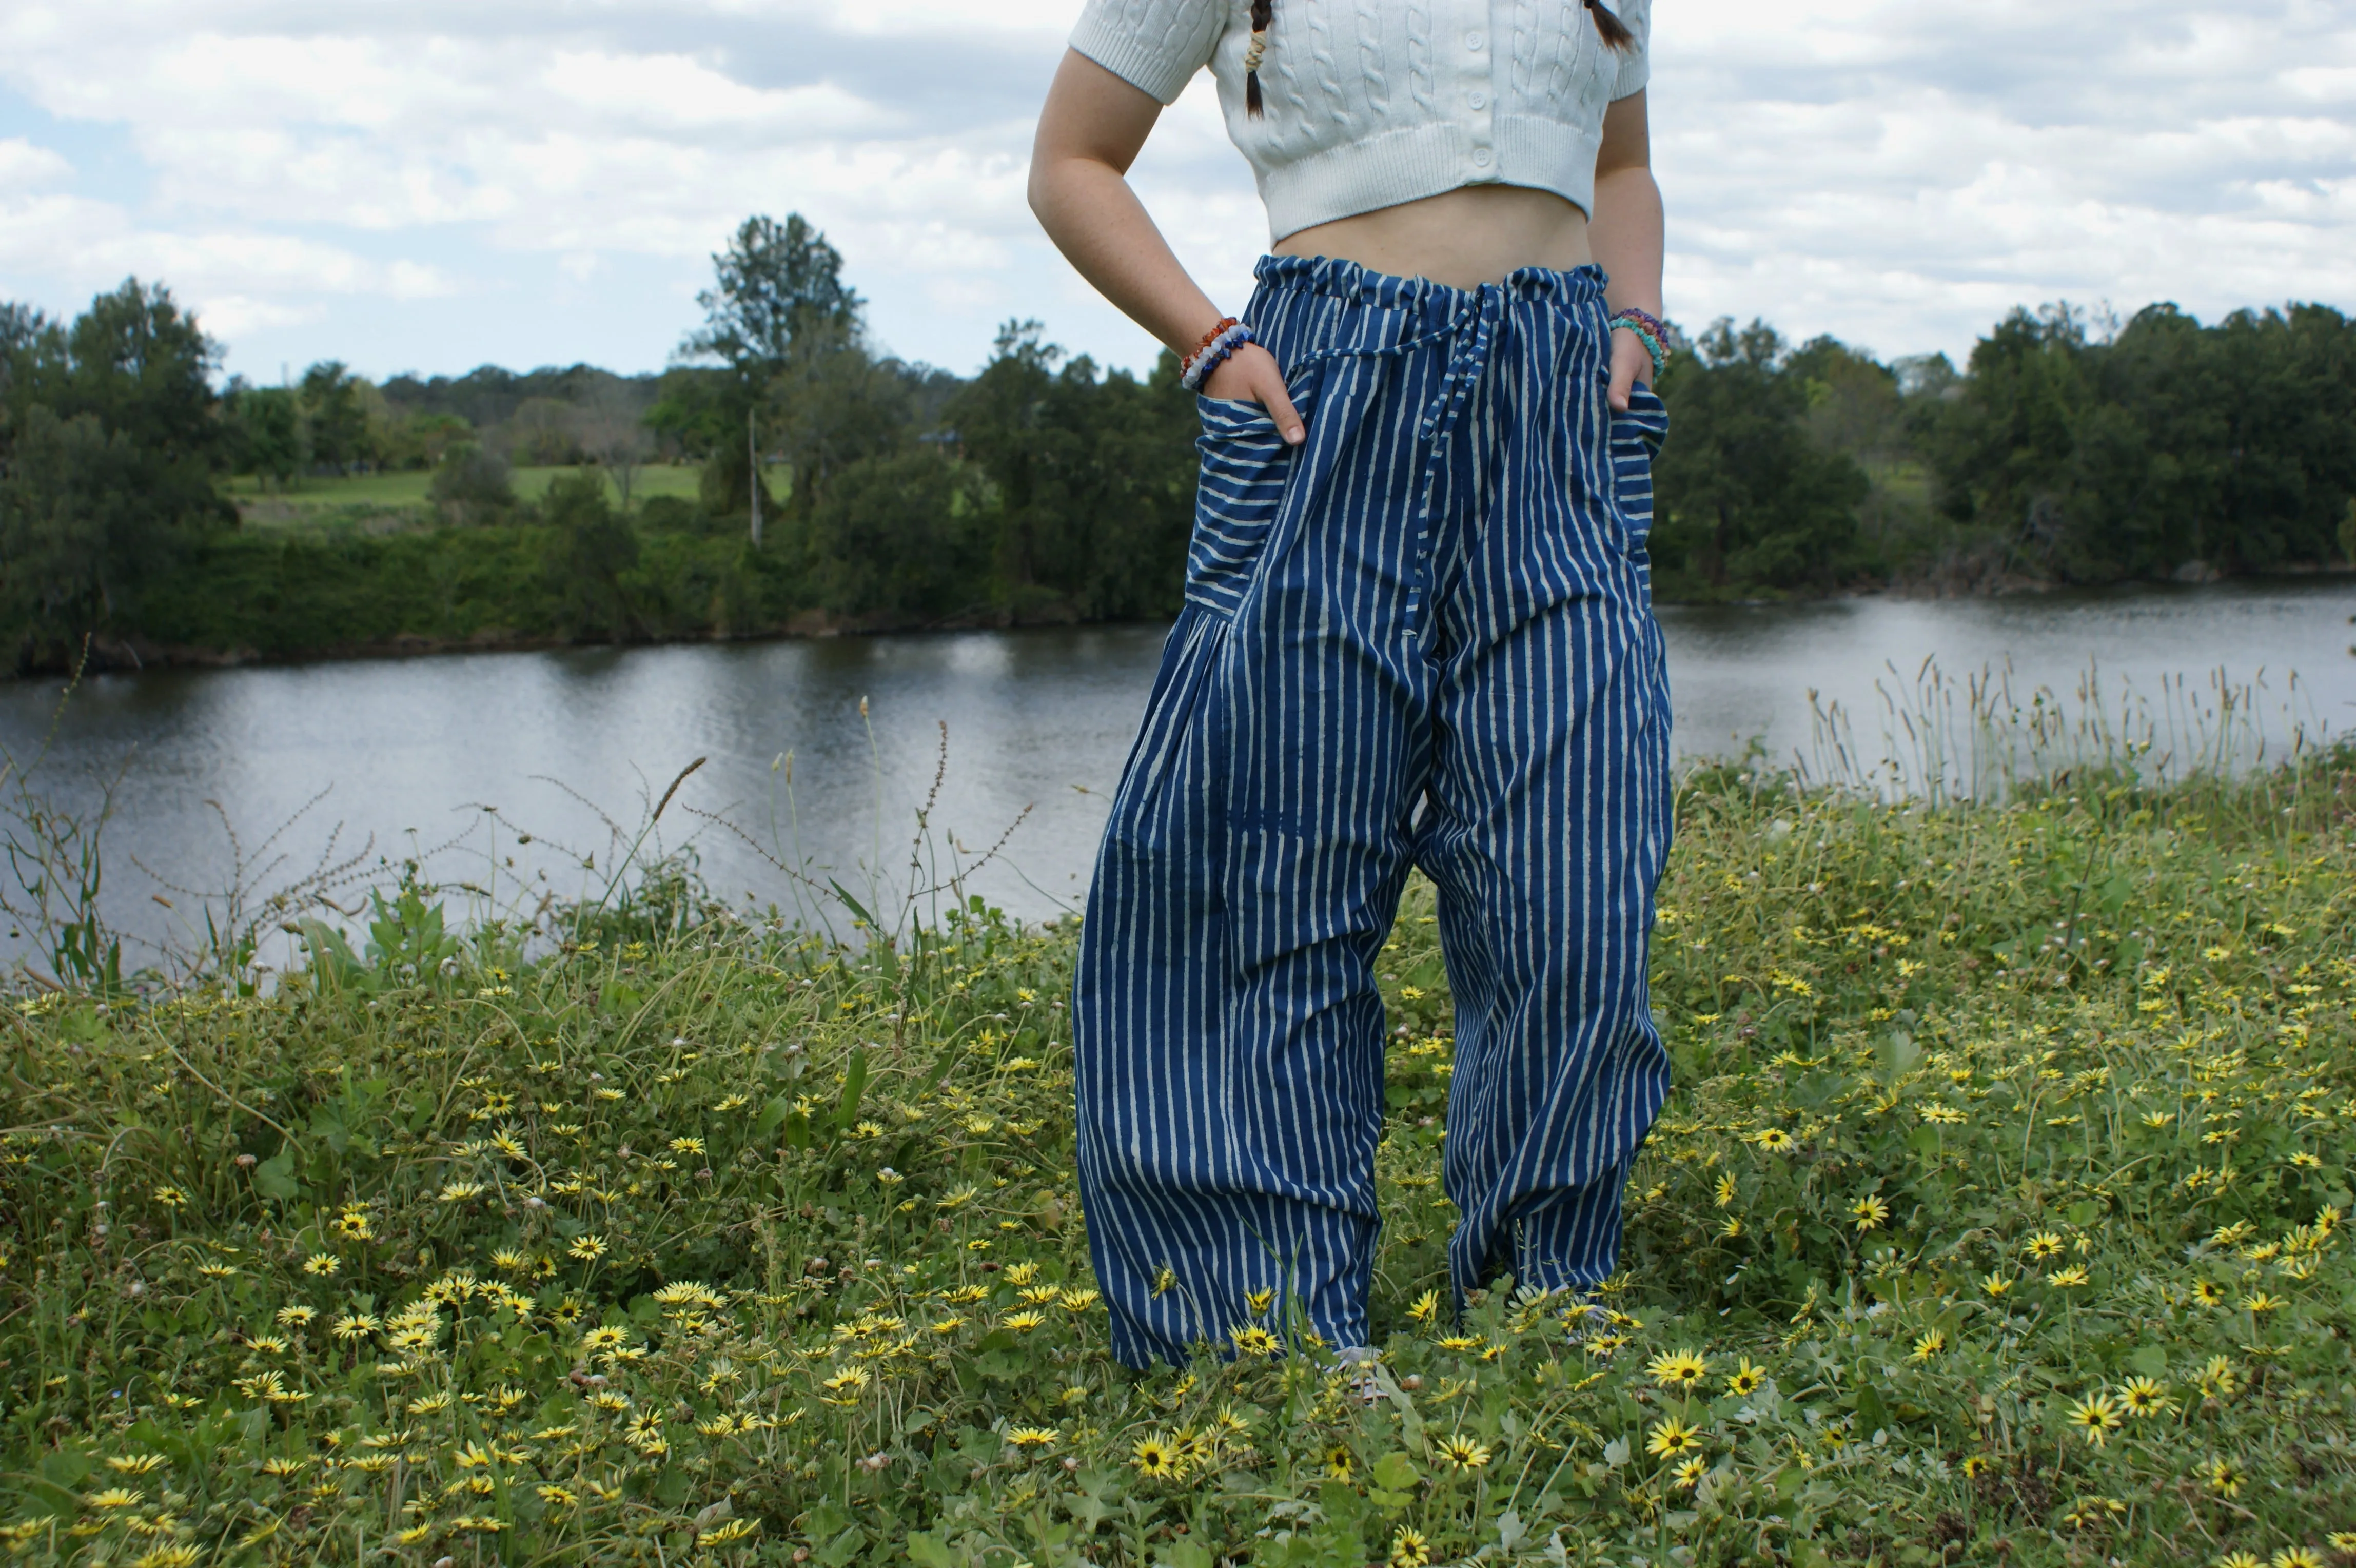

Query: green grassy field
<box><xmin>226</xmin><ymin>464</ymin><xmax>706</xmax><ymax>520</ymax></box>
<box><xmin>1</xmin><ymin>752</ymin><xmax>2351</xmax><ymax>1566</ymax></box>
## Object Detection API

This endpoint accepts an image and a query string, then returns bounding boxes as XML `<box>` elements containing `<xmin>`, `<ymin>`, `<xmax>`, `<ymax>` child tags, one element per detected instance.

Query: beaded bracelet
<box><xmin>1609</xmin><ymin>307</ymin><xmax>1670</xmax><ymax>381</ymax></box>
<box><xmin>1183</xmin><ymin>317</ymin><xmax>1238</xmax><ymax>362</ymax></box>
<box><xmin>1612</xmin><ymin>304</ymin><xmax>1667</xmax><ymax>343</ymax></box>
<box><xmin>1181</xmin><ymin>320</ymin><xmax>1255</xmax><ymax>391</ymax></box>
<box><xmin>1614</xmin><ymin>319</ymin><xmax>1666</xmax><ymax>381</ymax></box>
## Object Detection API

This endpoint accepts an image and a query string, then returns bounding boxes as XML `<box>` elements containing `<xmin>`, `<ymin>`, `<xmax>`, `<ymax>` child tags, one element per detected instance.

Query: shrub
<box><xmin>636</xmin><ymin>494</ymin><xmax>711</xmax><ymax>535</ymax></box>
<box><xmin>542</xmin><ymin>468</ymin><xmax>642</xmax><ymax>639</ymax></box>
<box><xmin>427</xmin><ymin>442</ymin><xmax>517</xmax><ymax>523</ymax></box>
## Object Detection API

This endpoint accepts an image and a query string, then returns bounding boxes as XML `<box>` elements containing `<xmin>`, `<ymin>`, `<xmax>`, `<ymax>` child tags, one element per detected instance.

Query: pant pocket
<box><xmin>1101</xmin><ymin>604</ymin><xmax>1231</xmax><ymax>858</ymax></box>
<box><xmin>1186</xmin><ymin>373</ymin><xmax>1319</xmax><ymax>617</ymax></box>
<box><xmin>1606</xmin><ymin>386</ymin><xmax>1671</xmax><ymax>555</ymax></box>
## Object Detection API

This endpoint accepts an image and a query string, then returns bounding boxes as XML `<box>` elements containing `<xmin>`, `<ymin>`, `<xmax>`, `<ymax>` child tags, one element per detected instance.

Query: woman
<box><xmin>1032</xmin><ymin>0</ymin><xmax>1673</xmax><ymax>1368</ymax></box>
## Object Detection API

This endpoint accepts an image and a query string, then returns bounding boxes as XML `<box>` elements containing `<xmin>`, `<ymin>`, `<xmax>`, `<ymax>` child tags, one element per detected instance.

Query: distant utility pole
<box><xmin>748</xmin><ymin>406</ymin><xmax>763</xmax><ymax>549</ymax></box>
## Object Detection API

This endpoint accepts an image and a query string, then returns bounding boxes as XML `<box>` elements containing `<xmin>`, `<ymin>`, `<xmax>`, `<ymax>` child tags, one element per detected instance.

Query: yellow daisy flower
<box><xmin>1435</xmin><ymin>1435</ymin><xmax>1490</xmax><ymax>1471</ymax></box>
<box><xmin>1645</xmin><ymin>1418</ymin><xmax>1702</xmax><ymax>1458</ymax></box>
<box><xmin>1645</xmin><ymin>1349</ymin><xmax>1710</xmax><ymax>1390</ymax></box>
<box><xmin>2118</xmin><ymin>1376</ymin><xmax>2173</xmax><ymax>1417</ymax></box>
<box><xmin>1131</xmin><ymin>1433</ymin><xmax>1183</xmax><ymax>1479</ymax></box>
<box><xmin>2065</xmin><ymin>1392</ymin><xmax>2122</xmax><ymax>1447</ymax></box>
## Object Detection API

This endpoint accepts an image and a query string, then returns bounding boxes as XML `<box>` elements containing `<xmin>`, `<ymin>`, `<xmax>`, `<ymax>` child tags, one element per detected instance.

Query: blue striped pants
<box><xmin>1073</xmin><ymin>255</ymin><xmax>1673</xmax><ymax>1368</ymax></box>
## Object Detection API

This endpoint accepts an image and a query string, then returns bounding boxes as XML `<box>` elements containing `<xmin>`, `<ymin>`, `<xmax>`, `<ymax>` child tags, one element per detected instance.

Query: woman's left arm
<box><xmin>1591</xmin><ymin>89</ymin><xmax>1663</xmax><ymax>411</ymax></box>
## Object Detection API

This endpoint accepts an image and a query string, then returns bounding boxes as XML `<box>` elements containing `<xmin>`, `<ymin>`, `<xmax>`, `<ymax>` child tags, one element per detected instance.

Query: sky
<box><xmin>0</xmin><ymin>1</ymin><xmax>2349</xmax><ymax>387</ymax></box>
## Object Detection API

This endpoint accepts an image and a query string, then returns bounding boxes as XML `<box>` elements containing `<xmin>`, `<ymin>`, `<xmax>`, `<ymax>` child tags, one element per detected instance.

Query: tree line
<box><xmin>1655</xmin><ymin>303</ymin><xmax>2356</xmax><ymax>598</ymax></box>
<box><xmin>3</xmin><ymin>213</ymin><xmax>2351</xmax><ymax>672</ymax></box>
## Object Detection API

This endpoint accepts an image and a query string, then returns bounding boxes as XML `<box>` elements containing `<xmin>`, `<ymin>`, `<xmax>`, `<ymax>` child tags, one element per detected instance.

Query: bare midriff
<box><xmin>1271</xmin><ymin>185</ymin><xmax>1594</xmax><ymax>291</ymax></box>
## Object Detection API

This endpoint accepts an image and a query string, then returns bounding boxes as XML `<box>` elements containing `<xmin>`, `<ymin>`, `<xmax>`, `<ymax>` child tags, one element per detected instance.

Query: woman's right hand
<box><xmin>1199</xmin><ymin>341</ymin><xmax>1305</xmax><ymax>445</ymax></box>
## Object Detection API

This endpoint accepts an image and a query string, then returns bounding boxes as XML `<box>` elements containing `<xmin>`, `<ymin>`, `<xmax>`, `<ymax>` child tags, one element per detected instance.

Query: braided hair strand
<box><xmin>1245</xmin><ymin>0</ymin><xmax>1273</xmax><ymax>116</ymax></box>
<box><xmin>1586</xmin><ymin>0</ymin><xmax>1635</xmax><ymax>50</ymax></box>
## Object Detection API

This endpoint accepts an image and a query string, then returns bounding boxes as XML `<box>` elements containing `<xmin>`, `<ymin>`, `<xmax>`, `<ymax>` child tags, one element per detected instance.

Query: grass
<box><xmin>226</xmin><ymin>465</ymin><xmax>706</xmax><ymax>523</ymax></box>
<box><xmin>1</xmin><ymin>749</ymin><xmax>2352</xmax><ymax>1566</ymax></box>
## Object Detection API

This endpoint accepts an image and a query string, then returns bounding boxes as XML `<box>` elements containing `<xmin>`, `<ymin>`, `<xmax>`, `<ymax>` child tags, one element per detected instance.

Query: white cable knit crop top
<box><xmin>1069</xmin><ymin>0</ymin><xmax>1651</xmax><ymax>244</ymax></box>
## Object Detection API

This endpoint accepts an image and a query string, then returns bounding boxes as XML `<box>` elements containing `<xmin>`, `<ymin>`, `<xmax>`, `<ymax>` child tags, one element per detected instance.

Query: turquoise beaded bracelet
<box><xmin>1609</xmin><ymin>308</ymin><xmax>1669</xmax><ymax>381</ymax></box>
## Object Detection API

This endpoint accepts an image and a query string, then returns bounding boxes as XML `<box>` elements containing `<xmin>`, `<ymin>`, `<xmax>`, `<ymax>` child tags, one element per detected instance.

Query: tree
<box><xmin>0</xmin><ymin>408</ymin><xmax>150</xmax><ymax>664</ymax></box>
<box><xmin>505</xmin><ymin>397</ymin><xmax>583</xmax><ymax>467</ymax></box>
<box><xmin>696</xmin><ymin>436</ymin><xmax>779</xmax><ymax>522</ymax></box>
<box><xmin>379</xmin><ymin>410</ymin><xmax>474</xmax><ymax>471</ymax></box>
<box><xmin>1787</xmin><ymin>336</ymin><xmax>1910</xmax><ymax>474</ymax></box>
<box><xmin>543</xmin><ymin>469</ymin><xmax>644</xmax><ymax>639</ymax></box>
<box><xmin>0</xmin><ymin>303</ymin><xmax>44</xmax><ymax>408</ymax></box>
<box><xmin>1784</xmin><ymin>336</ymin><xmax>1929</xmax><ymax>571</ymax></box>
<box><xmin>764</xmin><ymin>322</ymin><xmax>918</xmax><ymax>521</ymax></box>
<box><xmin>0</xmin><ymin>303</ymin><xmax>50</xmax><ymax>477</ymax></box>
<box><xmin>0</xmin><ymin>280</ymin><xmax>232</xmax><ymax>667</ymax></box>
<box><xmin>428</xmin><ymin>443</ymin><xmax>519</xmax><ymax>525</ymax></box>
<box><xmin>682</xmin><ymin>214</ymin><xmax>862</xmax><ymax>398</ymax></box>
<box><xmin>1652</xmin><ymin>320</ymin><xmax>1870</xmax><ymax>595</ymax></box>
<box><xmin>22</xmin><ymin>281</ymin><xmax>228</xmax><ymax>468</ymax></box>
<box><xmin>1912</xmin><ymin>299</ymin><xmax>2356</xmax><ymax>582</ymax></box>
<box><xmin>945</xmin><ymin>321</ymin><xmax>1196</xmax><ymax>619</ymax></box>
<box><xmin>645</xmin><ymin>365</ymin><xmax>736</xmax><ymax>461</ymax></box>
<box><xmin>806</xmin><ymin>449</ymin><xmax>989</xmax><ymax>620</ymax></box>
<box><xmin>2199</xmin><ymin>303</ymin><xmax>2356</xmax><ymax>571</ymax></box>
<box><xmin>580</xmin><ymin>381</ymin><xmax>654</xmax><ymax>509</ymax></box>
<box><xmin>677</xmin><ymin>214</ymin><xmax>874</xmax><ymax>540</ymax></box>
<box><xmin>299</xmin><ymin>360</ymin><xmax>373</xmax><ymax>472</ymax></box>
<box><xmin>228</xmin><ymin>382</ymin><xmax>304</xmax><ymax>488</ymax></box>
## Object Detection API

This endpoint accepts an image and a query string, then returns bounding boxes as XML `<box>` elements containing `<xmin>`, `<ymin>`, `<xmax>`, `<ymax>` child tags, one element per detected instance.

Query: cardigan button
<box><xmin>1472</xmin><ymin>147</ymin><xmax>1491</xmax><ymax>166</ymax></box>
<box><xmin>1464</xmin><ymin>29</ymin><xmax>1485</xmax><ymax>48</ymax></box>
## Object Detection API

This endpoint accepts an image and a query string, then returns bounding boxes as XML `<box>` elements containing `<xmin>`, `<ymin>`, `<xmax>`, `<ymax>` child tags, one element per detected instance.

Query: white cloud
<box><xmin>0</xmin><ymin>136</ymin><xmax>71</xmax><ymax>188</ymax></box>
<box><xmin>0</xmin><ymin>178</ymin><xmax>461</xmax><ymax>342</ymax></box>
<box><xmin>0</xmin><ymin>0</ymin><xmax>2347</xmax><ymax>377</ymax></box>
<box><xmin>1649</xmin><ymin>0</ymin><xmax>2356</xmax><ymax>358</ymax></box>
<box><xmin>0</xmin><ymin>191</ymin><xmax>126</xmax><ymax>268</ymax></box>
<box><xmin>541</xmin><ymin>52</ymin><xmax>883</xmax><ymax>135</ymax></box>
<box><xmin>196</xmin><ymin>295</ymin><xmax>327</xmax><ymax>339</ymax></box>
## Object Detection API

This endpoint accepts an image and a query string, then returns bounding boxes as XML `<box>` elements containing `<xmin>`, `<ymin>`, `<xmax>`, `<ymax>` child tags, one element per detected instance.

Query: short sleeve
<box><xmin>1069</xmin><ymin>0</ymin><xmax>1228</xmax><ymax>106</ymax></box>
<box><xmin>1608</xmin><ymin>0</ymin><xmax>1651</xmax><ymax>100</ymax></box>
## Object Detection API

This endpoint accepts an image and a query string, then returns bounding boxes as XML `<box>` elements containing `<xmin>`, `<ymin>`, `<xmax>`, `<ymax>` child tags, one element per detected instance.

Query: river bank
<box><xmin>39</xmin><ymin>536</ymin><xmax>2354</xmax><ymax>682</ymax></box>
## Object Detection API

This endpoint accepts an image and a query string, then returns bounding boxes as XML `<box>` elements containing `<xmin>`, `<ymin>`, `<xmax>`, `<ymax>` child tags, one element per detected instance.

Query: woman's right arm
<box><xmin>1028</xmin><ymin>48</ymin><xmax>1304</xmax><ymax>443</ymax></box>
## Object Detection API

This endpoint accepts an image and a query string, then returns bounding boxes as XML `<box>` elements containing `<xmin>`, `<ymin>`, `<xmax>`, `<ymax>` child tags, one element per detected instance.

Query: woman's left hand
<box><xmin>1607</xmin><ymin>325</ymin><xmax>1654</xmax><ymax>411</ymax></box>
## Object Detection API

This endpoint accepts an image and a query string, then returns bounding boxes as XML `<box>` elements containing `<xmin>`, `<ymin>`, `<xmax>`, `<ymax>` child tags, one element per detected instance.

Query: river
<box><xmin>3</xmin><ymin>578</ymin><xmax>2351</xmax><ymax>971</ymax></box>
